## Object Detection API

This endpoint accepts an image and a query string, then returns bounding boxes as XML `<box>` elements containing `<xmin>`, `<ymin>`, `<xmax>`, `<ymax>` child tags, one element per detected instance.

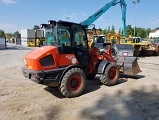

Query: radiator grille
<box><xmin>40</xmin><ymin>55</ymin><xmax>54</xmax><ymax>67</ymax></box>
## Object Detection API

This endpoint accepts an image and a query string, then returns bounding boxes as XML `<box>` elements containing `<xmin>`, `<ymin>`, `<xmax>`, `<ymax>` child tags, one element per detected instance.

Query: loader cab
<box><xmin>41</xmin><ymin>20</ymin><xmax>90</xmax><ymax>66</ymax></box>
<box><xmin>93</xmin><ymin>35</ymin><xmax>106</xmax><ymax>43</ymax></box>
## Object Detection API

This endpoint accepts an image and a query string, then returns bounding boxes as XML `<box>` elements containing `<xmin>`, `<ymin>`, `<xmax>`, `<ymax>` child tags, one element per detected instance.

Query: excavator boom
<box><xmin>80</xmin><ymin>0</ymin><xmax>127</xmax><ymax>36</ymax></box>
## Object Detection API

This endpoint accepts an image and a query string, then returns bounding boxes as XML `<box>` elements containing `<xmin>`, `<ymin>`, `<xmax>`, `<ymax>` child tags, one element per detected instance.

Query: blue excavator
<box><xmin>80</xmin><ymin>0</ymin><xmax>127</xmax><ymax>54</ymax></box>
<box><xmin>80</xmin><ymin>0</ymin><xmax>127</xmax><ymax>36</ymax></box>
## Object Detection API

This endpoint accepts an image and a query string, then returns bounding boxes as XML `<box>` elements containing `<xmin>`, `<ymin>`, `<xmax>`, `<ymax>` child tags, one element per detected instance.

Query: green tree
<box><xmin>5</xmin><ymin>33</ymin><xmax>13</xmax><ymax>37</ymax></box>
<box><xmin>145</xmin><ymin>28</ymin><xmax>151</xmax><ymax>38</ymax></box>
<box><xmin>102</xmin><ymin>25</ymin><xmax>152</xmax><ymax>38</ymax></box>
<box><xmin>107</xmin><ymin>26</ymin><xmax>111</xmax><ymax>33</ymax></box>
<box><xmin>126</xmin><ymin>25</ymin><xmax>133</xmax><ymax>37</ymax></box>
<box><xmin>102</xmin><ymin>28</ymin><xmax>107</xmax><ymax>35</ymax></box>
<box><xmin>5</xmin><ymin>33</ymin><xmax>13</xmax><ymax>40</ymax></box>
<box><xmin>136</xmin><ymin>28</ymin><xmax>147</xmax><ymax>38</ymax></box>
<box><xmin>111</xmin><ymin>25</ymin><xmax>115</xmax><ymax>33</ymax></box>
<box><xmin>0</xmin><ymin>30</ymin><xmax>5</xmax><ymax>37</ymax></box>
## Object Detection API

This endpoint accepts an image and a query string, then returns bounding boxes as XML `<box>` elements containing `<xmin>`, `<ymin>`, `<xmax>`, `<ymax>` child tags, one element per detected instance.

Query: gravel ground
<box><xmin>0</xmin><ymin>43</ymin><xmax>159</xmax><ymax>120</ymax></box>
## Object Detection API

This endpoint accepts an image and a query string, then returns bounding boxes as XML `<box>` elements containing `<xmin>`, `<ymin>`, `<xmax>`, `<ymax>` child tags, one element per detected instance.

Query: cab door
<box><xmin>72</xmin><ymin>24</ymin><xmax>90</xmax><ymax>66</ymax></box>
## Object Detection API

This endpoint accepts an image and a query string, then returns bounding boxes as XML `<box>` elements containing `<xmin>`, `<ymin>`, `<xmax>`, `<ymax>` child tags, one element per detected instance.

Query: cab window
<box><xmin>72</xmin><ymin>25</ymin><xmax>87</xmax><ymax>49</ymax></box>
<box><xmin>57</xmin><ymin>24</ymin><xmax>71</xmax><ymax>46</ymax></box>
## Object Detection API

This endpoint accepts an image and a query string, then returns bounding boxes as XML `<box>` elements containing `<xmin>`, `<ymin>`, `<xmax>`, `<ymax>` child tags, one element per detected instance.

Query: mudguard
<box><xmin>97</xmin><ymin>60</ymin><xmax>110</xmax><ymax>74</ymax></box>
<box><xmin>59</xmin><ymin>65</ymin><xmax>86</xmax><ymax>82</ymax></box>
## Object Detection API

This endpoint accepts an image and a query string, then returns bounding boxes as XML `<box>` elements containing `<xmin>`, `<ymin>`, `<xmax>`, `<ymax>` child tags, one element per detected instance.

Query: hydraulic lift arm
<box><xmin>120</xmin><ymin>0</ymin><xmax>127</xmax><ymax>36</ymax></box>
<box><xmin>80</xmin><ymin>0</ymin><xmax>127</xmax><ymax>36</ymax></box>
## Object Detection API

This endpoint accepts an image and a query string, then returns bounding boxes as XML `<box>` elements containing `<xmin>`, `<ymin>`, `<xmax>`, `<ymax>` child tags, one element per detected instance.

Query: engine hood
<box><xmin>25</xmin><ymin>46</ymin><xmax>59</xmax><ymax>59</ymax></box>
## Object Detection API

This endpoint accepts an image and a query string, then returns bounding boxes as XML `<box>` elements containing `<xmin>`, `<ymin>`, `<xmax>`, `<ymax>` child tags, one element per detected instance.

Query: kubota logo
<box><xmin>65</xmin><ymin>55</ymin><xmax>75</xmax><ymax>60</ymax></box>
<box><xmin>65</xmin><ymin>55</ymin><xmax>77</xmax><ymax>64</ymax></box>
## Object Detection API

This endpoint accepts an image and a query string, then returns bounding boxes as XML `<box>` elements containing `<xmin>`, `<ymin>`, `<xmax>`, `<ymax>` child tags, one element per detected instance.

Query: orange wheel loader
<box><xmin>22</xmin><ymin>20</ymin><xmax>141</xmax><ymax>98</ymax></box>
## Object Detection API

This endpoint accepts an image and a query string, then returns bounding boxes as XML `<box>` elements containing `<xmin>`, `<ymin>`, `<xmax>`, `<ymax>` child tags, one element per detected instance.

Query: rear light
<box><xmin>23</xmin><ymin>58</ymin><xmax>33</xmax><ymax>69</ymax></box>
<box><xmin>28</xmin><ymin>66</ymin><xmax>33</xmax><ymax>69</ymax></box>
<box><xmin>122</xmin><ymin>52</ymin><xmax>128</xmax><ymax>56</ymax></box>
<box><xmin>40</xmin><ymin>55</ymin><xmax>55</xmax><ymax>67</ymax></box>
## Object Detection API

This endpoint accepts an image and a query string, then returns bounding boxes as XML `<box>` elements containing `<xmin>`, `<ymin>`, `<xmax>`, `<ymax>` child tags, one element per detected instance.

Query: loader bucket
<box><xmin>117</xmin><ymin>57</ymin><xmax>142</xmax><ymax>75</ymax></box>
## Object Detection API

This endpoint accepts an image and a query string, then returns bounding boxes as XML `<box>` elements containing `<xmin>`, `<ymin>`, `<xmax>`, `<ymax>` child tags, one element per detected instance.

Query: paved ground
<box><xmin>0</xmin><ymin>43</ymin><xmax>159</xmax><ymax>120</ymax></box>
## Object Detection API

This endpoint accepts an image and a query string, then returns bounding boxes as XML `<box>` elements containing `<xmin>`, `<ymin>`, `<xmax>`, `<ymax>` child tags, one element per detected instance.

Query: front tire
<box><xmin>59</xmin><ymin>68</ymin><xmax>86</xmax><ymax>98</ymax></box>
<box><xmin>100</xmin><ymin>63</ymin><xmax>119</xmax><ymax>86</ymax></box>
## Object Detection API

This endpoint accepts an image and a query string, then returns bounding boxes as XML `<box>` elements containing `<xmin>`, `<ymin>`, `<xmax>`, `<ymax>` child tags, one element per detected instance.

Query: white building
<box><xmin>149</xmin><ymin>29</ymin><xmax>159</xmax><ymax>38</ymax></box>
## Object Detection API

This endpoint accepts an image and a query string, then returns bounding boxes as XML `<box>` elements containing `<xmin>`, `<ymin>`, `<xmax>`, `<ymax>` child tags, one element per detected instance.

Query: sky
<box><xmin>0</xmin><ymin>0</ymin><xmax>159</xmax><ymax>33</ymax></box>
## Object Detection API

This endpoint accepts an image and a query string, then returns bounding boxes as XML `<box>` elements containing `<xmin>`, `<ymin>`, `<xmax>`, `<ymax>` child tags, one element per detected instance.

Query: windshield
<box><xmin>93</xmin><ymin>36</ymin><xmax>105</xmax><ymax>43</ymax></box>
<box><xmin>45</xmin><ymin>26</ymin><xmax>57</xmax><ymax>46</ymax></box>
<box><xmin>45</xmin><ymin>23</ymin><xmax>71</xmax><ymax>46</ymax></box>
<box><xmin>45</xmin><ymin>22</ymin><xmax>87</xmax><ymax>48</ymax></box>
<box><xmin>57</xmin><ymin>24</ymin><xmax>71</xmax><ymax>46</ymax></box>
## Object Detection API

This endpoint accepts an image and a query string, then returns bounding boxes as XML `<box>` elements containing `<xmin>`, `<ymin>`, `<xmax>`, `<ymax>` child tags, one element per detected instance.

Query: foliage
<box><xmin>0</xmin><ymin>30</ymin><xmax>5</xmax><ymax>37</ymax></box>
<box><xmin>126</xmin><ymin>25</ymin><xmax>133</xmax><ymax>37</ymax></box>
<box><xmin>136</xmin><ymin>28</ymin><xmax>146</xmax><ymax>38</ymax></box>
<box><xmin>111</xmin><ymin>25</ymin><xmax>115</xmax><ymax>33</ymax></box>
<box><xmin>101</xmin><ymin>25</ymin><xmax>152</xmax><ymax>38</ymax></box>
<box><xmin>102</xmin><ymin>29</ymin><xmax>107</xmax><ymax>35</ymax></box>
<box><xmin>107</xmin><ymin>26</ymin><xmax>111</xmax><ymax>33</ymax></box>
<box><xmin>0</xmin><ymin>24</ymin><xmax>154</xmax><ymax>39</ymax></box>
<box><xmin>145</xmin><ymin>28</ymin><xmax>151</xmax><ymax>37</ymax></box>
<box><xmin>6</xmin><ymin>33</ymin><xmax>13</xmax><ymax>37</ymax></box>
<box><xmin>5</xmin><ymin>33</ymin><xmax>13</xmax><ymax>39</ymax></box>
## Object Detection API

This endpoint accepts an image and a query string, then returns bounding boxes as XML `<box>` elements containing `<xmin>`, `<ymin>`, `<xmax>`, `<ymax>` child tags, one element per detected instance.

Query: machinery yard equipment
<box><xmin>152</xmin><ymin>39</ymin><xmax>159</xmax><ymax>56</ymax></box>
<box><xmin>21</xmin><ymin>0</ymin><xmax>142</xmax><ymax>98</ymax></box>
<box><xmin>86</xmin><ymin>27</ymin><xmax>106</xmax><ymax>49</ymax></box>
<box><xmin>0</xmin><ymin>37</ymin><xmax>7</xmax><ymax>49</ymax></box>
<box><xmin>22</xmin><ymin>20</ymin><xmax>141</xmax><ymax>98</ymax></box>
<box><xmin>120</xmin><ymin>37</ymin><xmax>156</xmax><ymax>56</ymax></box>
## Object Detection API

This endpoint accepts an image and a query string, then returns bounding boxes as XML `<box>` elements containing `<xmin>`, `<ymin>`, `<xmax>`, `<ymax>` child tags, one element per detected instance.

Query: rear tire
<box><xmin>59</xmin><ymin>68</ymin><xmax>86</xmax><ymax>98</ymax></box>
<box><xmin>100</xmin><ymin>63</ymin><xmax>119</xmax><ymax>86</ymax></box>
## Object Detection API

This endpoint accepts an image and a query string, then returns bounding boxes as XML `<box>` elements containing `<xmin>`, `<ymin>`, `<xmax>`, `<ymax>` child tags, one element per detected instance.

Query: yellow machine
<box><xmin>27</xmin><ymin>29</ymin><xmax>45</xmax><ymax>47</ymax></box>
<box><xmin>120</xmin><ymin>37</ymin><xmax>156</xmax><ymax>56</ymax></box>
<box><xmin>105</xmin><ymin>32</ymin><xmax>157</xmax><ymax>56</ymax></box>
<box><xmin>106</xmin><ymin>32</ymin><xmax>121</xmax><ymax>44</ymax></box>
<box><xmin>28</xmin><ymin>38</ymin><xmax>45</xmax><ymax>47</ymax></box>
<box><xmin>28</xmin><ymin>39</ymin><xmax>36</xmax><ymax>47</ymax></box>
<box><xmin>86</xmin><ymin>29</ymin><xmax>106</xmax><ymax>48</ymax></box>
